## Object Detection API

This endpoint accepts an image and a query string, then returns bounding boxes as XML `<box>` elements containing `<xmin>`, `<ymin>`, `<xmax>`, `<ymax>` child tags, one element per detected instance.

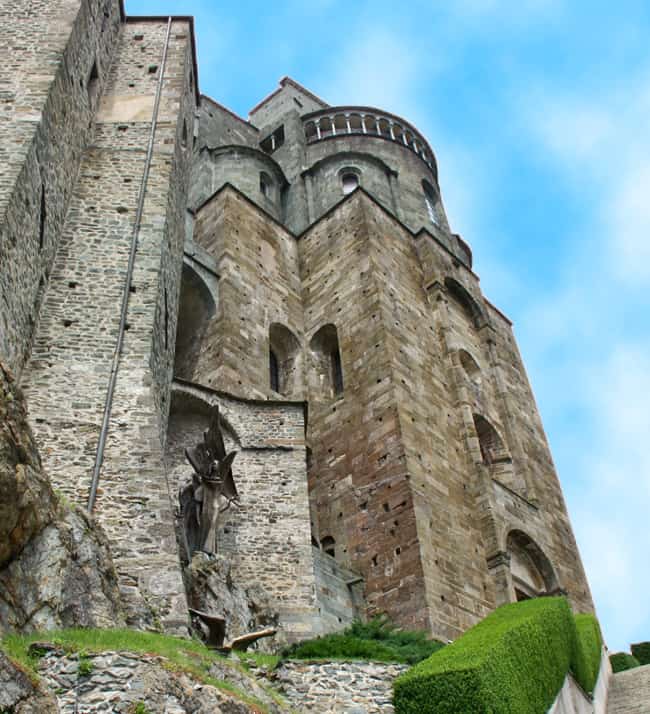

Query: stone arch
<box><xmin>458</xmin><ymin>348</ymin><xmax>481</xmax><ymax>385</ymax></box>
<box><xmin>309</xmin><ymin>323</ymin><xmax>344</xmax><ymax>399</ymax></box>
<box><xmin>473</xmin><ymin>414</ymin><xmax>509</xmax><ymax>466</ymax></box>
<box><xmin>507</xmin><ymin>530</ymin><xmax>559</xmax><ymax>601</ymax></box>
<box><xmin>166</xmin><ymin>387</ymin><xmax>241</xmax><ymax>472</ymax></box>
<box><xmin>268</xmin><ymin>323</ymin><xmax>301</xmax><ymax>396</ymax></box>
<box><xmin>444</xmin><ymin>277</ymin><xmax>485</xmax><ymax>329</ymax></box>
<box><xmin>472</xmin><ymin>413</ymin><xmax>527</xmax><ymax>494</ymax></box>
<box><xmin>174</xmin><ymin>262</ymin><xmax>217</xmax><ymax>380</ymax></box>
<box><xmin>321</xmin><ymin>535</ymin><xmax>336</xmax><ymax>558</ymax></box>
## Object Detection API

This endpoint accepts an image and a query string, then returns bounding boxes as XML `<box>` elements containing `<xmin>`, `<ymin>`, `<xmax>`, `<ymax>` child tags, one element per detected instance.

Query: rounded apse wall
<box><xmin>303</xmin><ymin>132</ymin><xmax>450</xmax><ymax>237</ymax></box>
<box><xmin>190</xmin><ymin>145</ymin><xmax>287</xmax><ymax>221</ymax></box>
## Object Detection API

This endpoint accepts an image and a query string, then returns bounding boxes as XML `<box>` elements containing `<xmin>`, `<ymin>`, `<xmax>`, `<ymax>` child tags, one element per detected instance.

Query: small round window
<box><xmin>341</xmin><ymin>172</ymin><xmax>359</xmax><ymax>195</ymax></box>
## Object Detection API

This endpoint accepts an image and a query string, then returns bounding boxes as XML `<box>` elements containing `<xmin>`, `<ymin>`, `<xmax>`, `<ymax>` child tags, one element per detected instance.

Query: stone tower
<box><xmin>0</xmin><ymin>2</ymin><xmax>593</xmax><ymax>644</ymax></box>
<box><xmin>187</xmin><ymin>78</ymin><xmax>594</xmax><ymax>640</ymax></box>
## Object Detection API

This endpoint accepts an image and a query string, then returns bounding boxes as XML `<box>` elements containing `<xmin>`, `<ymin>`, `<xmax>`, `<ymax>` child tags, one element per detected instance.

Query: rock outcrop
<box><xmin>0</xmin><ymin>651</ymin><xmax>59</xmax><ymax>714</ymax></box>
<box><xmin>186</xmin><ymin>552</ymin><xmax>280</xmax><ymax>646</ymax></box>
<box><xmin>36</xmin><ymin>648</ymin><xmax>289</xmax><ymax>713</ymax></box>
<box><xmin>0</xmin><ymin>362</ymin><xmax>124</xmax><ymax>634</ymax></box>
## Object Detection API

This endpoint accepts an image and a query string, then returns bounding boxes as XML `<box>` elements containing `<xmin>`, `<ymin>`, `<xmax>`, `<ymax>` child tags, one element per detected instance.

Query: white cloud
<box><xmin>317</xmin><ymin>27</ymin><xmax>425</xmax><ymax>121</ymax></box>
<box><xmin>572</xmin><ymin>343</ymin><xmax>650</xmax><ymax>650</ymax></box>
<box><xmin>525</xmin><ymin>67</ymin><xmax>650</xmax><ymax>284</ymax></box>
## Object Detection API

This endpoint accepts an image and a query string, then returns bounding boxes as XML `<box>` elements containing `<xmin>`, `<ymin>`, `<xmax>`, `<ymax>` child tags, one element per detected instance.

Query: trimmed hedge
<box><xmin>281</xmin><ymin>616</ymin><xmax>445</xmax><ymax>665</ymax></box>
<box><xmin>631</xmin><ymin>642</ymin><xmax>650</xmax><ymax>666</ymax></box>
<box><xmin>394</xmin><ymin>597</ymin><xmax>576</xmax><ymax>714</ymax></box>
<box><xmin>573</xmin><ymin>613</ymin><xmax>603</xmax><ymax>693</ymax></box>
<box><xmin>610</xmin><ymin>652</ymin><xmax>641</xmax><ymax>673</ymax></box>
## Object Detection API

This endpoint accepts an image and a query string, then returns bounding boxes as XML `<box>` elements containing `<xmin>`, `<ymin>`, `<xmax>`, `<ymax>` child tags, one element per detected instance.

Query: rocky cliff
<box><xmin>0</xmin><ymin>362</ymin><xmax>124</xmax><ymax>634</ymax></box>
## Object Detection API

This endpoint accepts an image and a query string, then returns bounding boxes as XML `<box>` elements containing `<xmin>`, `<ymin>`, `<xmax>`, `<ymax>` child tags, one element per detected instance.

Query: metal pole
<box><xmin>88</xmin><ymin>17</ymin><xmax>173</xmax><ymax>511</ymax></box>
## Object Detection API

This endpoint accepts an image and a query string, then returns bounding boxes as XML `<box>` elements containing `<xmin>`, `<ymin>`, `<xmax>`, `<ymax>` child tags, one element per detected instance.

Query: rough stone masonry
<box><xmin>0</xmin><ymin>0</ymin><xmax>593</xmax><ymax>645</ymax></box>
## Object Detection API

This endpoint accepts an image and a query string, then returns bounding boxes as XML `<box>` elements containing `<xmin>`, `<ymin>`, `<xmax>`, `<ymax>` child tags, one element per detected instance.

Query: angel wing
<box><xmin>214</xmin><ymin>450</ymin><xmax>239</xmax><ymax>501</ymax></box>
<box><xmin>204</xmin><ymin>405</ymin><xmax>226</xmax><ymax>462</ymax></box>
<box><xmin>185</xmin><ymin>442</ymin><xmax>211</xmax><ymax>477</ymax></box>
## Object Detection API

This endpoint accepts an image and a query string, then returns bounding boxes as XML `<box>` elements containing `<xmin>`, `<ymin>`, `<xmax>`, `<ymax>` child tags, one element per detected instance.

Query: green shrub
<box><xmin>572</xmin><ymin>613</ymin><xmax>603</xmax><ymax>693</ymax></box>
<box><xmin>631</xmin><ymin>642</ymin><xmax>650</xmax><ymax>666</ymax></box>
<box><xmin>610</xmin><ymin>652</ymin><xmax>641</xmax><ymax>673</ymax></box>
<box><xmin>281</xmin><ymin>616</ymin><xmax>444</xmax><ymax>665</ymax></box>
<box><xmin>394</xmin><ymin>597</ymin><xmax>576</xmax><ymax>714</ymax></box>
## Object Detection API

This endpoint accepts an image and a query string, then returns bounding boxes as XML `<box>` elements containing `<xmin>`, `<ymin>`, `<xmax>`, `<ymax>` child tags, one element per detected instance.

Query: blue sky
<box><xmin>128</xmin><ymin>0</ymin><xmax>650</xmax><ymax>652</ymax></box>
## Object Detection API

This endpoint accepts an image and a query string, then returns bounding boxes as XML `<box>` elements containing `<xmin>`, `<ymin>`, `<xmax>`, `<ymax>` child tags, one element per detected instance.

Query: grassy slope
<box><xmin>1</xmin><ymin>628</ymin><xmax>285</xmax><ymax>713</ymax></box>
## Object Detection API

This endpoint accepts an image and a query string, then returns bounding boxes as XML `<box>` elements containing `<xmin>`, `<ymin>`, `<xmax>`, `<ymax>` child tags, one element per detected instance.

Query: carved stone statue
<box><xmin>179</xmin><ymin>405</ymin><xmax>238</xmax><ymax>557</ymax></box>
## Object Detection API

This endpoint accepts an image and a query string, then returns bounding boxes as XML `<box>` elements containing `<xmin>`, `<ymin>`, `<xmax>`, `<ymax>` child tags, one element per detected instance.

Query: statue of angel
<box><xmin>179</xmin><ymin>405</ymin><xmax>239</xmax><ymax>556</ymax></box>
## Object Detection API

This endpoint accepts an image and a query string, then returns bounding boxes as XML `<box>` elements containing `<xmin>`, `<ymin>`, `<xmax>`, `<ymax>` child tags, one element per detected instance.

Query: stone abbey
<box><xmin>0</xmin><ymin>1</ymin><xmax>593</xmax><ymax>644</ymax></box>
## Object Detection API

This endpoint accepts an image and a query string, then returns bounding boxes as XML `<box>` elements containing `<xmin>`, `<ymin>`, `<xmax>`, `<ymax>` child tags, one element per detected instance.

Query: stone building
<box><xmin>0</xmin><ymin>0</ymin><xmax>593</xmax><ymax>643</ymax></box>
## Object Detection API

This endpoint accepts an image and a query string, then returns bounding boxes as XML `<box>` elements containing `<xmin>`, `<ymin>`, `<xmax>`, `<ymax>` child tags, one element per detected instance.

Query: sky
<box><xmin>127</xmin><ymin>0</ymin><xmax>650</xmax><ymax>652</ymax></box>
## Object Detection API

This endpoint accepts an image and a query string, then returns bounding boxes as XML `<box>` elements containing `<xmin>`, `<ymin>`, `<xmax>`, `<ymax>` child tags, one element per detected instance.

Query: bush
<box><xmin>394</xmin><ymin>597</ymin><xmax>577</xmax><ymax>714</ymax></box>
<box><xmin>281</xmin><ymin>616</ymin><xmax>444</xmax><ymax>665</ymax></box>
<box><xmin>610</xmin><ymin>652</ymin><xmax>641</xmax><ymax>673</ymax></box>
<box><xmin>572</xmin><ymin>613</ymin><xmax>603</xmax><ymax>693</ymax></box>
<box><xmin>631</xmin><ymin>642</ymin><xmax>650</xmax><ymax>666</ymax></box>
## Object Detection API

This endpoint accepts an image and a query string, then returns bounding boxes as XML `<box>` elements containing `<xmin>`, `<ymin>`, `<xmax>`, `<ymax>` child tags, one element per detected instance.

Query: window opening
<box><xmin>260</xmin><ymin>125</ymin><xmax>285</xmax><ymax>154</ymax></box>
<box><xmin>422</xmin><ymin>179</ymin><xmax>438</xmax><ymax>225</ymax></box>
<box><xmin>321</xmin><ymin>536</ymin><xmax>336</xmax><ymax>558</ymax></box>
<box><xmin>260</xmin><ymin>172</ymin><xmax>272</xmax><ymax>199</ymax></box>
<box><xmin>341</xmin><ymin>172</ymin><xmax>359</xmax><ymax>195</ymax></box>
<box><xmin>164</xmin><ymin>288</ymin><xmax>169</xmax><ymax>350</ymax></box>
<box><xmin>331</xmin><ymin>347</ymin><xmax>344</xmax><ymax>395</ymax></box>
<box><xmin>269</xmin><ymin>349</ymin><xmax>280</xmax><ymax>393</ymax></box>
<box><xmin>87</xmin><ymin>61</ymin><xmax>100</xmax><ymax>107</ymax></box>
<box><xmin>39</xmin><ymin>182</ymin><xmax>46</xmax><ymax>251</ymax></box>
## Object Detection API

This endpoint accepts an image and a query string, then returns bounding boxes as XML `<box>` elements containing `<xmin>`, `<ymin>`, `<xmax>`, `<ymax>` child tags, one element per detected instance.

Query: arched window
<box><xmin>260</xmin><ymin>171</ymin><xmax>273</xmax><ymax>200</ymax></box>
<box><xmin>174</xmin><ymin>263</ymin><xmax>217</xmax><ymax>380</ymax></box>
<box><xmin>458</xmin><ymin>349</ymin><xmax>481</xmax><ymax>385</ymax></box>
<box><xmin>309</xmin><ymin>324</ymin><xmax>344</xmax><ymax>399</ymax></box>
<box><xmin>269</xmin><ymin>349</ymin><xmax>280</xmax><ymax>393</ymax></box>
<box><xmin>268</xmin><ymin>323</ymin><xmax>300</xmax><ymax>396</ymax></box>
<box><xmin>473</xmin><ymin>414</ymin><xmax>509</xmax><ymax>467</ymax></box>
<box><xmin>422</xmin><ymin>179</ymin><xmax>438</xmax><ymax>225</ymax></box>
<box><xmin>321</xmin><ymin>536</ymin><xmax>336</xmax><ymax>558</ymax></box>
<box><xmin>444</xmin><ymin>277</ymin><xmax>485</xmax><ymax>328</ymax></box>
<box><xmin>341</xmin><ymin>170</ymin><xmax>360</xmax><ymax>195</ymax></box>
<box><xmin>507</xmin><ymin>530</ymin><xmax>559</xmax><ymax>601</ymax></box>
<box><xmin>87</xmin><ymin>60</ymin><xmax>100</xmax><ymax>107</ymax></box>
<box><xmin>472</xmin><ymin>414</ymin><xmax>528</xmax><ymax>494</ymax></box>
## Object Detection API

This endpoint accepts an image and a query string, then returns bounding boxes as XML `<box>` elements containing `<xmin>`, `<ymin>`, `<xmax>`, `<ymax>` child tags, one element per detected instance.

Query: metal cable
<box><xmin>88</xmin><ymin>17</ymin><xmax>173</xmax><ymax>511</ymax></box>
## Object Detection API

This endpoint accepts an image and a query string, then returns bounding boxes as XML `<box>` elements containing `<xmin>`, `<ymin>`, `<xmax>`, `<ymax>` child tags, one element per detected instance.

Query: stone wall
<box><xmin>269</xmin><ymin>660</ymin><xmax>408</xmax><ymax>713</ymax></box>
<box><xmin>0</xmin><ymin>0</ymin><xmax>122</xmax><ymax>375</ymax></box>
<box><xmin>167</xmin><ymin>383</ymin><xmax>319</xmax><ymax>642</ymax></box>
<box><xmin>20</xmin><ymin>17</ymin><xmax>197</xmax><ymax>632</ymax></box>
<box><xmin>35</xmin><ymin>649</ymin><xmax>282</xmax><ymax>713</ymax></box>
<box><xmin>189</xmin><ymin>187</ymin><xmax>304</xmax><ymax>400</ymax></box>
<box><xmin>312</xmin><ymin>546</ymin><xmax>365</xmax><ymax>632</ymax></box>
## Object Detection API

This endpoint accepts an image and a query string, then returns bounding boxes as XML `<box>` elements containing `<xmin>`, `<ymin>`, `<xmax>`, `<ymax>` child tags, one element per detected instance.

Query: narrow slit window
<box><xmin>331</xmin><ymin>347</ymin><xmax>344</xmax><ymax>395</ymax></box>
<box><xmin>269</xmin><ymin>349</ymin><xmax>280</xmax><ymax>393</ymax></box>
<box><xmin>39</xmin><ymin>182</ymin><xmax>46</xmax><ymax>251</ymax></box>
<box><xmin>422</xmin><ymin>179</ymin><xmax>438</xmax><ymax>225</ymax></box>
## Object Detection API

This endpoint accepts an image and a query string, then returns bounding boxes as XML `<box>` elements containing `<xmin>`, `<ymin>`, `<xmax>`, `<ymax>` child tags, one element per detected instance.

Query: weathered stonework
<box><xmin>0</xmin><ymin>363</ymin><xmax>123</xmax><ymax>636</ymax></box>
<box><xmin>267</xmin><ymin>660</ymin><xmax>408</xmax><ymax>713</ymax></box>
<box><xmin>1</xmin><ymin>1</ymin><xmax>593</xmax><ymax>648</ymax></box>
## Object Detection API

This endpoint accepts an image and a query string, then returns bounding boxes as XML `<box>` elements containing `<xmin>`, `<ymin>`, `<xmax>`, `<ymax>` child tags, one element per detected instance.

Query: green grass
<box><xmin>1</xmin><ymin>628</ymin><xmax>280</xmax><ymax>713</ymax></box>
<box><xmin>280</xmin><ymin>616</ymin><xmax>445</xmax><ymax>665</ymax></box>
